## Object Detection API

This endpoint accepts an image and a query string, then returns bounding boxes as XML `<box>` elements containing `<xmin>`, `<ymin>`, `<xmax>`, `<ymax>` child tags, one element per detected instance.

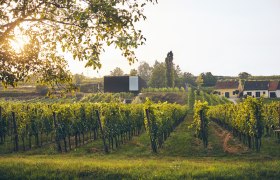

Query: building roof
<box><xmin>215</xmin><ymin>81</ymin><xmax>239</xmax><ymax>89</ymax></box>
<box><xmin>244</xmin><ymin>81</ymin><xmax>269</xmax><ymax>91</ymax></box>
<box><xmin>268</xmin><ymin>81</ymin><xmax>279</xmax><ymax>91</ymax></box>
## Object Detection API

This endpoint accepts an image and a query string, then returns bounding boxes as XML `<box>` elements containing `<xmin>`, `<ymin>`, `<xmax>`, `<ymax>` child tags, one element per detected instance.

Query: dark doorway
<box><xmin>270</xmin><ymin>92</ymin><xmax>276</xmax><ymax>98</ymax></box>
<box><xmin>225</xmin><ymin>92</ymin><xmax>230</xmax><ymax>98</ymax></box>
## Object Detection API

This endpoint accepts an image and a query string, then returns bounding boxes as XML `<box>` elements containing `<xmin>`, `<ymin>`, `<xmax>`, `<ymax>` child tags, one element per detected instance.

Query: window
<box><xmin>225</xmin><ymin>92</ymin><xmax>230</xmax><ymax>98</ymax></box>
<box><xmin>233</xmin><ymin>91</ymin><xmax>235</xmax><ymax>95</ymax></box>
<box><xmin>247</xmin><ymin>92</ymin><xmax>252</xmax><ymax>96</ymax></box>
<box><xmin>263</xmin><ymin>91</ymin><xmax>266</xmax><ymax>95</ymax></box>
<box><xmin>256</xmin><ymin>92</ymin><xmax>261</xmax><ymax>98</ymax></box>
<box><xmin>270</xmin><ymin>92</ymin><xmax>276</xmax><ymax>98</ymax></box>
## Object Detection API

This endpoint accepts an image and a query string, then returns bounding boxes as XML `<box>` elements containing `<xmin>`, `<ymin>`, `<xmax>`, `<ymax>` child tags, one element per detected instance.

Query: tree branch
<box><xmin>0</xmin><ymin>2</ymin><xmax>44</xmax><ymax>42</ymax></box>
<box><xmin>23</xmin><ymin>17</ymin><xmax>83</xmax><ymax>28</ymax></box>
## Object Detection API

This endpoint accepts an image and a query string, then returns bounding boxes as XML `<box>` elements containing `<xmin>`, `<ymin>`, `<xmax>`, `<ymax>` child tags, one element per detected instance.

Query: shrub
<box><xmin>35</xmin><ymin>85</ymin><xmax>49</xmax><ymax>96</ymax></box>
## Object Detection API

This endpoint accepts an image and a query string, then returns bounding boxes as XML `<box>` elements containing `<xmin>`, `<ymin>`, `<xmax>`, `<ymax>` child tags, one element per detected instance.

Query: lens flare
<box><xmin>9</xmin><ymin>35</ymin><xmax>30</xmax><ymax>54</ymax></box>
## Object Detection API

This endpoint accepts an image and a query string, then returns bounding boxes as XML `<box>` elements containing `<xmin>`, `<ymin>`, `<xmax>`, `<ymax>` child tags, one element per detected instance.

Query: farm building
<box><xmin>104</xmin><ymin>76</ymin><xmax>146</xmax><ymax>93</ymax></box>
<box><xmin>268</xmin><ymin>81</ymin><xmax>280</xmax><ymax>98</ymax></box>
<box><xmin>214</xmin><ymin>81</ymin><xmax>240</xmax><ymax>98</ymax></box>
<box><xmin>243</xmin><ymin>81</ymin><xmax>269</xmax><ymax>98</ymax></box>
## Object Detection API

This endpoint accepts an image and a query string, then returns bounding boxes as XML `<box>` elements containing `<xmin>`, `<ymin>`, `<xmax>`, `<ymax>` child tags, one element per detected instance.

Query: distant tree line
<box><xmin>109</xmin><ymin>51</ymin><xmax>219</xmax><ymax>89</ymax></box>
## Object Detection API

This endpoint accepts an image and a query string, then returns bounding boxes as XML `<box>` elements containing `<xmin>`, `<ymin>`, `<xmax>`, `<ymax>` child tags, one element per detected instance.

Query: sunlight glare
<box><xmin>9</xmin><ymin>27</ymin><xmax>30</xmax><ymax>54</ymax></box>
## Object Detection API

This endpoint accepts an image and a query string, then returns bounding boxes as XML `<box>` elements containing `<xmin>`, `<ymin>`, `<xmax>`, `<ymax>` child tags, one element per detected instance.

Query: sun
<box><xmin>9</xmin><ymin>28</ymin><xmax>30</xmax><ymax>54</ymax></box>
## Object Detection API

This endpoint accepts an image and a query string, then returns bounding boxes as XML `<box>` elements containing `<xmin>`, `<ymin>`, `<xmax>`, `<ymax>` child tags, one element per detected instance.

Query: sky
<box><xmin>67</xmin><ymin>0</ymin><xmax>280</xmax><ymax>77</ymax></box>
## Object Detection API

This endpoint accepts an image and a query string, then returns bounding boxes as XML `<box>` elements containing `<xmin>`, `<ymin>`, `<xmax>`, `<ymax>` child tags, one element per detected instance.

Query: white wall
<box><xmin>243</xmin><ymin>90</ymin><xmax>269</xmax><ymax>98</ymax></box>
<box><xmin>276</xmin><ymin>90</ymin><xmax>280</xmax><ymax>98</ymax></box>
<box><xmin>129</xmin><ymin>76</ymin><xmax>139</xmax><ymax>91</ymax></box>
<box><xmin>267</xmin><ymin>90</ymin><xmax>280</xmax><ymax>98</ymax></box>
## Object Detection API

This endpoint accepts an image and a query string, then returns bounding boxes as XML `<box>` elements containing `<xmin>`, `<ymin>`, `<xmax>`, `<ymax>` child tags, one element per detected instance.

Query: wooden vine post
<box><xmin>53</xmin><ymin>112</ymin><xmax>62</xmax><ymax>153</ymax></box>
<box><xmin>12</xmin><ymin>112</ymin><xmax>19</xmax><ymax>151</ymax></box>
<box><xmin>145</xmin><ymin>109</ymin><xmax>157</xmax><ymax>153</ymax></box>
<box><xmin>199</xmin><ymin>109</ymin><xmax>208</xmax><ymax>148</ymax></box>
<box><xmin>0</xmin><ymin>106</ymin><xmax>3</xmax><ymax>144</ymax></box>
<box><xmin>96</xmin><ymin>110</ymin><xmax>108</xmax><ymax>153</ymax></box>
<box><xmin>191</xmin><ymin>101</ymin><xmax>209</xmax><ymax>149</ymax></box>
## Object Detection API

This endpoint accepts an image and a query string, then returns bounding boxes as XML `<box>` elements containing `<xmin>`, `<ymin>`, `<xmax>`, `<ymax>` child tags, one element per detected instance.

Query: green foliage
<box><xmin>80</xmin><ymin>93</ymin><xmax>134</xmax><ymax>103</ymax></box>
<box><xmin>263</xmin><ymin>102</ymin><xmax>280</xmax><ymax>137</ymax></box>
<box><xmin>129</xmin><ymin>69</ymin><xmax>138</xmax><ymax>76</ymax></box>
<box><xmin>0</xmin><ymin>101</ymin><xmax>145</xmax><ymax>152</ymax></box>
<box><xmin>148</xmin><ymin>61</ymin><xmax>166</xmax><ymax>88</ymax></box>
<box><xmin>142</xmin><ymin>87</ymin><xmax>185</xmax><ymax>93</ymax></box>
<box><xmin>208</xmin><ymin>97</ymin><xmax>267</xmax><ymax>151</ymax></box>
<box><xmin>196</xmin><ymin>72</ymin><xmax>217</xmax><ymax>87</ymax></box>
<box><xmin>35</xmin><ymin>85</ymin><xmax>49</xmax><ymax>96</ymax></box>
<box><xmin>0</xmin><ymin>156</ymin><xmax>280</xmax><ymax>179</ymax></box>
<box><xmin>73</xmin><ymin>74</ymin><xmax>86</xmax><ymax>84</ymax></box>
<box><xmin>188</xmin><ymin>87</ymin><xmax>195</xmax><ymax>110</ymax></box>
<box><xmin>137</xmin><ymin>61</ymin><xmax>153</xmax><ymax>83</ymax></box>
<box><xmin>185</xmin><ymin>73</ymin><xmax>197</xmax><ymax>86</ymax></box>
<box><xmin>144</xmin><ymin>98</ymin><xmax>187</xmax><ymax>152</ymax></box>
<box><xmin>190</xmin><ymin>101</ymin><xmax>209</xmax><ymax>148</ymax></box>
<box><xmin>238</xmin><ymin>72</ymin><xmax>251</xmax><ymax>80</ymax></box>
<box><xmin>0</xmin><ymin>0</ymin><xmax>156</xmax><ymax>88</ymax></box>
<box><xmin>0</xmin><ymin>98</ymin><xmax>188</xmax><ymax>153</ymax></box>
<box><xmin>110</xmin><ymin>67</ymin><xmax>124</xmax><ymax>76</ymax></box>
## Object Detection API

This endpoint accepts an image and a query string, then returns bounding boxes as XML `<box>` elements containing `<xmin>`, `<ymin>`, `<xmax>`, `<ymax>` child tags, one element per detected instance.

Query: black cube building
<box><xmin>104</xmin><ymin>76</ymin><xmax>146</xmax><ymax>93</ymax></box>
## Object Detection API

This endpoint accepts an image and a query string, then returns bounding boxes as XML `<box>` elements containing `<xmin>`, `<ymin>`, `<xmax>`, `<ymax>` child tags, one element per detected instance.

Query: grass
<box><xmin>0</xmin><ymin>156</ymin><xmax>279</xmax><ymax>179</ymax></box>
<box><xmin>263</xmin><ymin>98</ymin><xmax>280</xmax><ymax>104</ymax></box>
<box><xmin>0</xmin><ymin>115</ymin><xmax>279</xmax><ymax>179</ymax></box>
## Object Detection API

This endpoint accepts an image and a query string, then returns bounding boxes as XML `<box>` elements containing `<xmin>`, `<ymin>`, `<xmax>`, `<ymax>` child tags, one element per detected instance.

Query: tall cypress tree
<box><xmin>165</xmin><ymin>51</ymin><xmax>174</xmax><ymax>87</ymax></box>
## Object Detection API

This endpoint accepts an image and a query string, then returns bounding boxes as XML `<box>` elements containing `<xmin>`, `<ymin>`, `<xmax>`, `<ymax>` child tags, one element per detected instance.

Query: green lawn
<box><xmin>0</xmin><ymin>115</ymin><xmax>279</xmax><ymax>179</ymax></box>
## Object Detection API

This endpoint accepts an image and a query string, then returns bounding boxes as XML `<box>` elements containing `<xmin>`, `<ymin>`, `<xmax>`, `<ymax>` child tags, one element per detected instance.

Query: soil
<box><xmin>212</xmin><ymin>122</ymin><xmax>249</xmax><ymax>154</ymax></box>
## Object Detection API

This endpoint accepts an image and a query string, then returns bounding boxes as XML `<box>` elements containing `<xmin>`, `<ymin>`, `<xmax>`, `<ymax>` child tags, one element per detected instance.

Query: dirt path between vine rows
<box><xmin>212</xmin><ymin>123</ymin><xmax>249</xmax><ymax>154</ymax></box>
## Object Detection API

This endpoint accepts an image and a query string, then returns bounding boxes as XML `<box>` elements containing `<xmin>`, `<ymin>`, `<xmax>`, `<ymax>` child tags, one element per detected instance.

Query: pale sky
<box><xmin>68</xmin><ymin>0</ymin><xmax>280</xmax><ymax>77</ymax></box>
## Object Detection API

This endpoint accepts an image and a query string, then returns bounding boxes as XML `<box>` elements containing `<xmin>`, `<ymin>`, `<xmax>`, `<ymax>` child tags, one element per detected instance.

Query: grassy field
<box><xmin>0</xmin><ymin>115</ymin><xmax>279</xmax><ymax>179</ymax></box>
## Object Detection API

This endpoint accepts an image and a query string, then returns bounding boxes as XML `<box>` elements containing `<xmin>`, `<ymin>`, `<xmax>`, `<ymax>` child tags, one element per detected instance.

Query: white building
<box><xmin>268</xmin><ymin>81</ymin><xmax>280</xmax><ymax>98</ymax></box>
<box><xmin>243</xmin><ymin>81</ymin><xmax>269</xmax><ymax>98</ymax></box>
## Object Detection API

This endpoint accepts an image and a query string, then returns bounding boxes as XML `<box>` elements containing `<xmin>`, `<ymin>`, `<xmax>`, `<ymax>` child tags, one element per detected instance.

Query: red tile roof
<box><xmin>215</xmin><ymin>81</ymin><xmax>239</xmax><ymax>89</ymax></box>
<box><xmin>269</xmin><ymin>81</ymin><xmax>279</xmax><ymax>91</ymax></box>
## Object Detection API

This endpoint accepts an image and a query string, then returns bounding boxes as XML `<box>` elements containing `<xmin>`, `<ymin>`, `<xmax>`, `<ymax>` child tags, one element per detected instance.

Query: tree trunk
<box><xmin>12</xmin><ymin>112</ymin><xmax>19</xmax><ymax>152</ymax></box>
<box><xmin>21</xmin><ymin>136</ymin><xmax>25</xmax><ymax>151</ymax></box>
<box><xmin>145</xmin><ymin>109</ymin><xmax>157</xmax><ymax>153</ymax></box>
<box><xmin>68</xmin><ymin>135</ymin><xmax>71</xmax><ymax>150</ymax></box>
<box><xmin>96</xmin><ymin>110</ymin><xmax>108</xmax><ymax>153</ymax></box>
<box><xmin>63</xmin><ymin>137</ymin><xmax>67</xmax><ymax>152</ymax></box>
<box><xmin>75</xmin><ymin>132</ymin><xmax>78</xmax><ymax>148</ymax></box>
<box><xmin>0</xmin><ymin>107</ymin><xmax>3</xmax><ymax>144</ymax></box>
<box><xmin>53</xmin><ymin>112</ymin><xmax>62</xmax><ymax>152</ymax></box>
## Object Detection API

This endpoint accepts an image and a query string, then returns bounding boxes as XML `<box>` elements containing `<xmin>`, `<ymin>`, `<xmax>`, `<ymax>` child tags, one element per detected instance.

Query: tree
<box><xmin>188</xmin><ymin>87</ymin><xmax>195</xmax><ymax>110</ymax></box>
<box><xmin>129</xmin><ymin>69</ymin><xmax>138</xmax><ymax>76</ymax></box>
<box><xmin>165</xmin><ymin>51</ymin><xmax>174</xmax><ymax>88</ymax></box>
<box><xmin>204</xmin><ymin>72</ymin><xmax>217</xmax><ymax>86</ymax></box>
<box><xmin>73</xmin><ymin>73</ymin><xmax>86</xmax><ymax>85</ymax></box>
<box><xmin>183</xmin><ymin>72</ymin><xmax>197</xmax><ymax>87</ymax></box>
<box><xmin>138</xmin><ymin>61</ymin><xmax>152</xmax><ymax>82</ymax></box>
<box><xmin>238</xmin><ymin>72</ymin><xmax>251</xmax><ymax>80</ymax></box>
<box><xmin>196</xmin><ymin>72</ymin><xmax>217</xmax><ymax>87</ymax></box>
<box><xmin>174</xmin><ymin>65</ymin><xmax>183</xmax><ymax>87</ymax></box>
<box><xmin>148</xmin><ymin>61</ymin><xmax>166</xmax><ymax>88</ymax></box>
<box><xmin>196</xmin><ymin>73</ymin><xmax>205</xmax><ymax>87</ymax></box>
<box><xmin>0</xmin><ymin>0</ymin><xmax>157</xmax><ymax>89</ymax></box>
<box><xmin>110</xmin><ymin>67</ymin><xmax>124</xmax><ymax>76</ymax></box>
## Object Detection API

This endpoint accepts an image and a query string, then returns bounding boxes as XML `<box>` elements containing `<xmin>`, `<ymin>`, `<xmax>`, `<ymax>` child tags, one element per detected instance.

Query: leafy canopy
<box><xmin>0</xmin><ymin>0</ymin><xmax>157</xmax><ymax>90</ymax></box>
